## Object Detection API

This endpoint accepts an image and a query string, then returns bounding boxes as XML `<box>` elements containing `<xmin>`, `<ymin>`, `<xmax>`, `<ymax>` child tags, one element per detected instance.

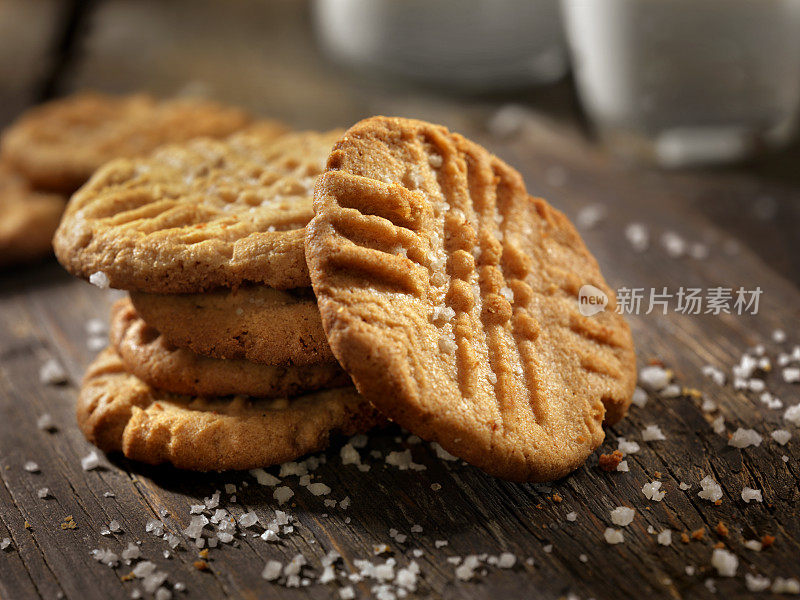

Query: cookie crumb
<box><xmin>598</xmin><ymin>450</ymin><xmax>623</xmax><ymax>471</ymax></box>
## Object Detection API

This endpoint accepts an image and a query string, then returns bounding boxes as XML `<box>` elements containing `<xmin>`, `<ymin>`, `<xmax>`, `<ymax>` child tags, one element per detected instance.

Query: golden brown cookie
<box><xmin>78</xmin><ymin>348</ymin><xmax>383</xmax><ymax>471</ymax></box>
<box><xmin>0</xmin><ymin>162</ymin><xmax>65</xmax><ymax>267</ymax></box>
<box><xmin>54</xmin><ymin>128</ymin><xmax>343</xmax><ymax>292</ymax></box>
<box><xmin>110</xmin><ymin>298</ymin><xmax>349</xmax><ymax>397</ymax></box>
<box><xmin>1</xmin><ymin>92</ymin><xmax>254</xmax><ymax>193</ymax></box>
<box><xmin>130</xmin><ymin>285</ymin><xmax>335</xmax><ymax>366</ymax></box>
<box><xmin>305</xmin><ymin>116</ymin><xmax>636</xmax><ymax>482</ymax></box>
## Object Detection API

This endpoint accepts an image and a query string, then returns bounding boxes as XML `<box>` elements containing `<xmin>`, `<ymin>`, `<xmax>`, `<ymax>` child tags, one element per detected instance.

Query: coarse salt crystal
<box><xmin>744</xmin><ymin>540</ymin><xmax>763</xmax><ymax>551</ymax></box>
<box><xmin>604</xmin><ymin>528</ymin><xmax>624</xmax><ymax>544</ymax></box>
<box><xmin>772</xmin><ymin>578</ymin><xmax>800</xmax><ymax>594</ymax></box>
<box><xmin>37</xmin><ymin>487</ymin><xmax>50</xmax><ymax>499</ymax></box>
<box><xmin>455</xmin><ymin>555</ymin><xmax>481</xmax><ymax>580</ymax></box>
<box><xmin>657</xmin><ymin>530</ymin><xmax>672</xmax><ymax>546</ymax></box>
<box><xmin>262</xmin><ymin>559</ymin><xmax>282</xmax><ymax>581</ymax></box>
<box><xmin>712</xmin><ymin>415</ymin><xmax>726</xmax><ymax>435</ymax></box>
<box><xmin>24</xmin><ymin>461</ymin><xmax>39</xmax><ymax>473</ymax></box>
<box><xmin>625</xmin><ymin>223</ymin><xmax>649</xmax><ymax>252</ymax></box>
<box><xmin>772</xmin><ymin>430</ymin><xmax>791</xmax><ymax>445</ymax></box>
<box><xmin>386</xmin><ymin>450</ymin><xmax>425</xmax><ymax>471</ymax></box>
<box><xmin>39</xmin><ymin>359</ymin><xmax>67</xmax><ymax>385</ymax></box>
<box><xmin>307</xmin><ymin>483</ymin><xmax>331</xmax><ymax>496</ymax></box>
<box><xmin>610</xmin><ymin>507</ymin><xmax>635</xmax><ymax>526</ymax></box>
<box><xmin>239</xmin><ymin>511</ymin><xmax>258</xmax><ymax>528</ymax></box>
<box><xmin>642</xmin><ymin>425</ymin><xmax>666</xmax><ymax>442</ymax></box>
<box><xmin>81</xmin><ymin>451</ymin><xmax>101</xmax><ymax>471</ymax></box>
<box><xmin>497</xmin><ymin>553</ymin><xmax>516</xmax><ymax>568</ymax></box>
<box><xmin>639</xmin><ymin>366</ymin><xmax>671</xmax><ymax>391</ymax></box>
<box><xmin>250</xmin><ymin>468</ymin><xmax>280</xmax><ymax>486</ymax></box>
<box><xmin>617</xmin><ymin>461</ymin><xmax>629</xmax><ymax>472</ymax></box>
<box><xmin>1</xmin><ymin>538</ymin><xmax>12</xmax><ymax>550</ymax></box>
<box><xmin>617</xmin><ymin>438</ymin><xmax>640</xmax><ymax>454</ymax></box>
<box><xmin>566</xmin><ymin>512</ymin><xmax>577</xmax><ymax>522</ymax></box>
<box><xmin>729</xmin><ymin>428</ymin><xmax>763</xmax><ymax>448</ymax></box>
<box><xmin>661</xmin><ymin>231</ymin><xmax>686</xmax><ymax>258</ymax></box>
<box><xmin>661</xmin><ymin>384</ymin><xmax>681</xmax><ymax>398</ymax></box>
<box><xmin>575</xmin><ymin>204</ymin><xmax>606</xmax><ymax>230</ymax></box>
<box><xmin>36</xmin><ymin>413</ymin><xmax>56</xmax><ymax>431</ymax></box>
<box><xmin>273</xmin><ymin>486</ymin><xmax>294</xmax><ymax>505</ymax></box>
<box><xmin>431</xmin><ymin>442</ymin><xmax>458</xmax><ymax>461</ymax></box>
<box><xmin>741</xmin><ymin>487</ymin><xmax>763</xmax><ymax>503</ymax></box>
<box><xmin>642</xmin><ymin>481</ymin><xmax>666</xmax><ymax>501</ymax></box>
<box><xmin>438</xmin><ymin>335</ymin><xmax>457</xmax><ymax>355</ymax></box>
<box><xmin>746</xmin><ymin>573</ymin><xmax>771</xmax><ymax>592</ymax></box>
<box><xmin>711</xmin><ymin>548</ymin><xmax>738</xmax><ymax>577</ymax></box>
<box><xmin>702</xmin><ymin>365</ymin><xmax>726</xmax><ymax>386</ymax></box>
<box><xmin>154</xmin><ymin>588</ymin><xmax>171</xmax><ymax>600</ymax></box>
<box><xmin>339</xmin><ymin>586</ymin><xmax>356</xmax><ymax>600</ymax></box>
<box><xmin>785</xmin><ymin>404</ymin><xmax>800</xmax><ymax>426</ymax></box>
<box><xmin>783</xmin><ymin>367</ymin><xmax>800</xmax><ymax>383</ymax></box>
<box><xmin>698</xmin><ymin>476</ymin><xmax>723</xmax><ymax>502</ymax></box>
<box><xmin>89</xmin><ymin>271</ymin><xmax>110</xmax><ymax>289</ymax></box>
<box><xmin>631</xmin><ymin>387</ymin><xmax>648</xmax><ymax>408</ymax></box>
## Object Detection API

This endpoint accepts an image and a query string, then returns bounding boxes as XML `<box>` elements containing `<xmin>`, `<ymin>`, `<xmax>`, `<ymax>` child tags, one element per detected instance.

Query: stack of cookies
<box><xmin>1</xmin><ymin>92</ymin><xmax>251</xmax><ymax>267</ymax></box>
<box><xmin>54</xmin><ymin>126</ymin><xmax>383</xmax><ymax>471</ymax></box>
<box><xmin>56</xmin><ymin>115</ymin><xmax>637</xmax><ymax>482</ymax></box>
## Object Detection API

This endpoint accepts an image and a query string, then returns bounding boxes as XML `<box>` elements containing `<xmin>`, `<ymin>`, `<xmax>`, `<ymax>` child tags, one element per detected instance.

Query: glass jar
<box><xmin>562</xmin><ymin>0</ymin><xmax>800</xmax><ymax>166</ymax></box>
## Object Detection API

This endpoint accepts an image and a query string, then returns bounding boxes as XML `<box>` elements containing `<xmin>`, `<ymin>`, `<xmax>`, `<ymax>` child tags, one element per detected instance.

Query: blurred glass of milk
<box><xmin>561</xmin><ymin>0</ymin><xmax>800</xmax><ymax>167</ymax></box>
<box><xmin>313</xmin><ymin>0</ymin><xmax>567</xmax><ymax>91</ymax></box>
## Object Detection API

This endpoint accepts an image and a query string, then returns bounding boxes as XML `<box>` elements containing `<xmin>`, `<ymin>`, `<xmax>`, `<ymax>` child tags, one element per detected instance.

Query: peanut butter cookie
<box><xmin>305</xmin><ymin>116</ymin><xmax>636</xmax><ymax>482</ymax></box>
<box><xmin>78</xmin><ymin>348</ymin><xmax>382</xmax><ymax>471</ymax></box>
<box><xmin>130</xmin><ymin>285</ymin><xmax>334</xmax><ymax>366</ymax></box>
<box><xmin>54</xmin><ymin>128</ymin><xmax>343</xmax><ymax>292</ymax></box>
<box><xmin>0</xmin><ymin>162</ymin><xmax>64</xmax><ymax>266</ymax></box>
<box><xmin>1</xmin><ymin>92</ymin><xmax>254</xmax><ymax>193</ymax></box>
<box><xmin>110</xmin><ymin>298</ymin><xmax>349</xmax><ymax>397</ymax></box>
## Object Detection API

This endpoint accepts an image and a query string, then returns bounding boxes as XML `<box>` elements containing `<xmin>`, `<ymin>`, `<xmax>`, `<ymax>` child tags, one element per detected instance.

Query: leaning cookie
<box><xmin>54</xmin><ymin>128</ymin><xmax>343</xmax><ymax>292</ymax></box>
<box><xmin>110</xmin><ymin>298</ymin><xmax>350</xmax><ymax>397</ymax></box>
<box><xmin>306</xmin><ymin>116</ymin><xmax>636</xmax><ymax>482</ymax></box>
<box><xmin>78</xmin><ymin>348</ymin><xmax>383</xmax><ymax>471</ymax></box>
<box><xmin>0</xmin><ymin>92</ymin><xmax>255</xmax><ymax>193</ymax></box>
<box><xmin>0</xmin><ymin>162</ymin><xmax>65</xmax><ymax>267</ymax></box>
<box><xmin>129</xmin><ymin>286</ymin><xmax>334</xmax><ymax>366</ymax></box>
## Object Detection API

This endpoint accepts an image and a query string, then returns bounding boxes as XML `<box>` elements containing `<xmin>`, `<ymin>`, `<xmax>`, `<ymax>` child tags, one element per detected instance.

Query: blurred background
<box><xmin>0</xmin><ymin>0</ymin><xmax>798</xmax><ymax>281</ymax></box>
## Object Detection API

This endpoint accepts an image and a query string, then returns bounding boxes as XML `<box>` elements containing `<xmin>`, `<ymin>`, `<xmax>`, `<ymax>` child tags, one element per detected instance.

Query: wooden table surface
<box><xmin>1</xmin><ymin>2</ymin><xmax>799</xmax><ymax>599</ymax></box>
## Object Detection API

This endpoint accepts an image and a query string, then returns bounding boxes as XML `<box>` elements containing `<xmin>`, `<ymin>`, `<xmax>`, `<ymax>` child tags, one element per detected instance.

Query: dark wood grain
<box><xmin>2</xmin><ymin>1</ymin><xmax>799</xmax><ymax>599</ymax></box>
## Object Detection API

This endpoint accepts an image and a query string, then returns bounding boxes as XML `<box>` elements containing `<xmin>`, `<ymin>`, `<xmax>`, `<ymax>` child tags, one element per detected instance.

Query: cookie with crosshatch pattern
<box><xmin>129</xmin><ymin>285</ymin><xmax>334</xmax><ymax>366</ymax></box>
<box><xmin>110</xmin><ymin>298</ymin><xmax>349</xmax><ymax>397</ymax></box>
<box><xmin>54</xmin><ymin>128</ymin><xmax>343</xmax><ymax>293</ymax></box>
<box><xmin>305</xmin><ymin>116</ymin><xmax>636</xmax><ymax>482</ymax></box>
<box><xmin>0</xmin><ymin>92</ymin><xmax>254</xmax><ymax>193</ymax></box>
<box><xmin>78</xmin><ymin>348</ymin><xmax>381</xmax><ymax>471</ymax></box>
